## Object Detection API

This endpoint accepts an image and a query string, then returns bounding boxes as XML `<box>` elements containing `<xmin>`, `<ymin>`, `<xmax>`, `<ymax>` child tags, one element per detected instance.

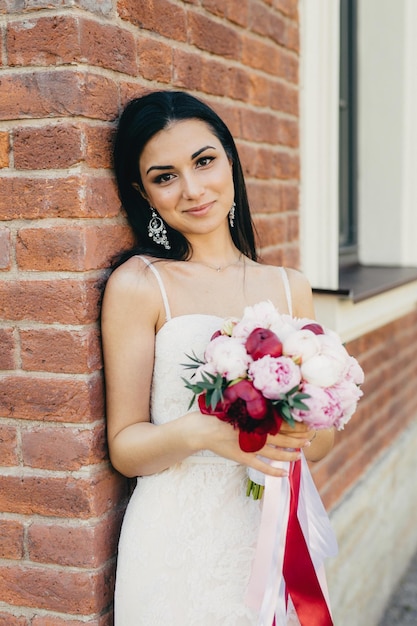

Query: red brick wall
<box><xmin>311</xmin><ymin>308</ymin><xmax>417</xmax><ymax>511</ymax></box>
<box><xmin>0</xmin><ymin>1</ymin><xmax>300</xmax><ymax>622</ymax></box>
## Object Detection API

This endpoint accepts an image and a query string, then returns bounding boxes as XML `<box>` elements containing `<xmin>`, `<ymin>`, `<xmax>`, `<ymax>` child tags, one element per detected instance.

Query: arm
<box><xmin>101</xmin><ymin>258</ymin><xmax>200</xmax><ymax>477</ymax></box>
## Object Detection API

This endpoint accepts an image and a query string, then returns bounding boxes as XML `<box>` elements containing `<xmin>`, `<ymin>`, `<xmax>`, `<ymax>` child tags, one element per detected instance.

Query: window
<box><xmin>338</xmin><ymin>0</ymin><xmax>358</xmax><ymax>265</ymax></box>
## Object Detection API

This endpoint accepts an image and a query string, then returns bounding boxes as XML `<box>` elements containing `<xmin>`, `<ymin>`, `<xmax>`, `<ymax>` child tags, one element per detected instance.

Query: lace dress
<box><xmin>113</xmin><ymin>260</ymin><xmax>336</xmax><ymax>626</ymax></box>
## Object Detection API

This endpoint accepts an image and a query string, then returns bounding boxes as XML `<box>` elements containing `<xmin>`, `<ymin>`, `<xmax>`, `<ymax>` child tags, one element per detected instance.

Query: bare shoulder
<box><xmin>282</xmin><ymin>267</ymin><xmax>315</xmax><ymax>318</ymax></box>
<box><xmin>102</xmin><ymin>256</ymin><xmax>162</xmax><ymax>329</ymax></box>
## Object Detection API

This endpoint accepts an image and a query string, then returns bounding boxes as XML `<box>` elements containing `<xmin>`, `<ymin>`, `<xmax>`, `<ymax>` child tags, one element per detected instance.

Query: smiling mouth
<box><xmin>184</xmin><ymin>202</ymin><xmax>214</xmax><ymax>215</ymax></box>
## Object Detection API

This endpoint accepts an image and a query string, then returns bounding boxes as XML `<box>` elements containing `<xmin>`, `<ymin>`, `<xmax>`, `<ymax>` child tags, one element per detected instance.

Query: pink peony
<box><xmin>249</xmin><ymin>355</ymin><xmax>301</xmax><ymax>400</ymax></box>
<box><xmin>346</xmin><ymin>356</ymin><xmax>365</xmax><ymax>385</ymax></box>
<box><xmin>294</xmin><ymin>383</ymin><xmax>343</xmax><ymax>429</ymax></box>
<box><xmin>204</xmin><ymin>335</ymin><xmax>251</xmax><ymax>381</ymax></box>
<box><xmin>232</xmin><ymin>300</ymin><xmax>282</xmax><ymax>341</ymax></box>
<box><xmin>331</xmin><ymin>380</ymin><xmax>363</xmax><ymax>429</ymax></box>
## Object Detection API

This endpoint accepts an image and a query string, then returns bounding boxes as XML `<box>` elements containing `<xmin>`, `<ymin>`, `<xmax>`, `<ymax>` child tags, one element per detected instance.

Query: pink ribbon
<box><xmin>246</xmin><ymin>458</ymin><xmax>334</xmax><ymax>626</ymax></box>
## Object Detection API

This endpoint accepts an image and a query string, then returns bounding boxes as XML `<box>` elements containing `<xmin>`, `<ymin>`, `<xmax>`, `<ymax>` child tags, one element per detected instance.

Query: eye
<box><xmin>153</xmin><ymin>172</ymin><xmax>176</xmax><ymax>184</ymax></box>
<box><xmin>196</xmin><ymin>156</ymin><xmax>215</xmax><ymax>168</ymax></box>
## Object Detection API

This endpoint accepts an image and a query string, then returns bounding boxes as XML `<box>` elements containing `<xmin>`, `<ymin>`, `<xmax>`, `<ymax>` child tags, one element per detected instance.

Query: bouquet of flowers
<box><xmin>183</xmin><ymin>300</ymin><xmax>364</xmax><ymax>498</ymax></box>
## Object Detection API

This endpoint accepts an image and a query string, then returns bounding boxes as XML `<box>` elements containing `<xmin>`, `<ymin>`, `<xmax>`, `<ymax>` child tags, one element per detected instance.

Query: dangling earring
<box><xmin>148</xmin><ymin>206</ymin><xmax>171</xmax><ymax>250</ymax></box>
<box><xmin>229</xmin><ymin>202</ymin><xmax>236</xmax><ymax>228</ymax></box>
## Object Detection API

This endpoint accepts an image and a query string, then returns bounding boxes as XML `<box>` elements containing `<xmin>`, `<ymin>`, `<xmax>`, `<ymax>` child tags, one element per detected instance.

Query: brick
<box><xmin>0</xmin><ymin>374</ymin><xmax>104</xmax><ymax>422</ymax></box>
<box><xmin>75</xmin><ymin>0</ymin><xmax>114</xmax><ymax>16</ymax></box>
<box><xmin>0</xmin><ymin>519</ymin><xmax>24</xmax><ymax>560</ymax></box>
<box><xmin>119</xmin><ymin>82</ymin><xmax>149</xmax><ymax>109</ymax></box>
<box><xmin>7</xmin><ymin>16</ymin><xmax>80</xmax><ymax>66</ymax></box>
<box><xmin>0</xmin><ymin>278</ymin><xmax>102</xmax><ymax>324</ymax></box>
<box><xmin>0</xmin><ymin>131</ymin><xmax>10</xmax><ymax>167</ymax></box>
<box><xmin>246</xmin><ymin>73</ymin><xmax>272</xmax><ymax>108</ymax></box>
<box><xmin>0</xmin><ymin>70</ymin><xmax>118</xmax><ymax>122</ymax></box>
<box><xmin>287</xmin><ymin>213</ymin><xmax>299</xmax><ymax>240</ymax></box>
<box><xmin>249</xmin><ymin>3</ymin><xmax>288</xmax><ymax>47</ymax></box>
<box><xmin>20</xmin><ymin>327</ymin><xmax>102</xmax><ymax>374</ymax></box>
<box><xmin>242</xmin><ymin>37</ymin><xmax>297</xmax><ymax>84</ymax></box>
<box><xmin>226</xmin><ymin>0</ymin><xmax>250</xmax><ymax>27</ymax></box>
<box><xmin>239</xmin><ymin>144</ymin><xmax>299</xmax><ymax>180</ymax></box>
<box><xmin>281</xmin><ymin>245</ymin><xmax>300</xmax><ymax>269</ymax></box>
<box><xmin>21</xmin><ymin>424</ymin><xmax>107</xmax><ymax>470</ymax></box>
<box><xmin>242</xmin><ymin>35</ymin><xmax>279</xmax><ymax>75</ymax></box>
<box><xmin>246</xmin><ymin>181</ymin><xmax>299</xmax><ymax>214</ymax></box>
<box><xmin>13</xmin><ymin>124</ymin><xmax>83</xmax><ymax>170</ymax></box>
<box><xmin>286</xmin><ymin>21</ymin><xmax>299</xmax><ymax>52</ymax></box>
<box><xmin>80</xmin><ymin>18</ymin><xmax>137</xmax><ymax>74</ymax></box>
<box><xmin>212</xmin><ymin>101</ymin><xmax>241</xmax><ymax>139</ymax></box>
<box><xmin>172</xmin><ymin>49</ymin><xmax>203</xmax><ymax>91</ymax></box>
<box><xmin>259</xmin><ymin>246</ymin><xmax>284</xmax><ymax>266</ymax></box>
<box><xmin>118</xmin><ymin>0</ymin><xmax>187</xmax><ymax>41</ymax></box>
<box><xmin>188</xmin><ymin>12</ymin><xmax>241</xmax><ymax>59</ymax></box>
<box><xmin>227</xmin><ymin>66</ymin><xmax>252</xmax><ymax>102</ymax></box>
<box><xmin>137</xmin><ymin>38</ymin><xmax>172</xmax><ymax>83</ymax></box>
<box><xmin>275</xmin><ymin>0</ymin><xmax>299</xmax><ymax>19</ymax></box>
<box><xmin>0</xmin><ymin>423</ymin><xmax>19</xmax><ymax>466</ymax></box>
<box><xmin>0</xmin><ymin>226</ymin><xmax>11</xmax><ymax>269</ymax></box>
<box><xmin>0</xmin><ymin>562</ymin><xmax>114</xmax><ymax>614</ymax></box>
<box><xmin>85</xmin><ymin>176</ymin><xmax>121</xmax><ymax>219</ymax></box>
<box><xmin>0</xmin><ymin>176</ymin><xmax>83</xmax><ymax>220</ymax></box>
<box><xmin>28</xmin><ymin>512</ymin><xmax>122</xmax><ymax>567</ymax></box>
<box><xmin>240</xmin><ymin>109</ymin><xmax>298</xmax><ymax>146</ymax></box>
<box><xmin>16</xmin><ymin>224</ymin><xmax>133</xmax><ymax>271</ymax></box>
<box><xmin>201</xmin><ymin>58</ymin><xmax>232</xmax><ymax>98</ymax></box>
<box><xmin>201</xmin><ymin>0</ymin><xmax>226</xmax><ymax>18</ymax></box>
<box><xmin>270</xmin><ymin>80</ymin><xmax>298</xmax><ymax>115</ymax></box>
<box><xmin>84</xmin><ymin>123</ymin><xmax>115</xmax><ymax>169</ymax></box>
<box><xmin>0</xmin><ymin>614</ymin><xmax>28</xmax><ymax>626</ymax></box>
<box><xmin>202</xmin><ymin>0</ymin><xmax>250</xmax><ymax>27</ymax></box>
<box><xmin>0</xmin><ymin>468</ymin><xmax>126</xmax><ymax>518</ymax></box>
<box><xmin>254</xmin><ymin>214</ymin><xmax>287</xmax><ymax>247</ymax></box>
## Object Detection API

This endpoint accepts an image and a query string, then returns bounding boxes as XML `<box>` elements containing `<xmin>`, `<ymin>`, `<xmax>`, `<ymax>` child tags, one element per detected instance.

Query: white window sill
<box><xmin>313</xmin><ymin>267</ymin><xmax>417</xmax><ymax>342</ymax></box>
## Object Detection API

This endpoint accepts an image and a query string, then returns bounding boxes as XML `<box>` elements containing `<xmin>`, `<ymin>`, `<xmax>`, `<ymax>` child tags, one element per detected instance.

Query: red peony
<box><xmin>245</xmin><ymin>328</ymin><xmax>283</xmax><ymax>360</ymax></box>
<box><xmin>301</xmin><ymin>322</ymin><xmax>325</xmax><ymax>335</ymax></box>
<box><xmin>198</xmin><ymin>380</ymin><xmax>282</xmax><ymax>453</ymax></box>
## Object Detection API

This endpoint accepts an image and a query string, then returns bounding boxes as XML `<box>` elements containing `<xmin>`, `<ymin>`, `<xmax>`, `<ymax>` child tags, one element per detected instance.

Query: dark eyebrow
<box><xmin>146</xmin><ymin>164</ymin><xmax>173</xmax><ymax>175</ymax></box>
<box><xmin>191</xmin><ymin>145</ymin><xmax>216</xmax><ymax>159</ymax></box>
<box><xmin>146</xmin><ymin>145</ymin><xmax>216</xmax><ymax>175</ymax></box>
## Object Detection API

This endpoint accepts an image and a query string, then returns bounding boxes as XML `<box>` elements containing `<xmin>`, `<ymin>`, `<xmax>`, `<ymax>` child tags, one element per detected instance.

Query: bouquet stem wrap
<box><xmin>246</xmin><ymin>456</ymin><xmax>337</xmax><ymax>626</ymax></box>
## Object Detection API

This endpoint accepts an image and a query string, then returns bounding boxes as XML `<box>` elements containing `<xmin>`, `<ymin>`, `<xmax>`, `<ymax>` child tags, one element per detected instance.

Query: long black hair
<box><xmin>113</xmin><ymin>91</ymin><xmax>258</xmax><ymax>267</ymax></box>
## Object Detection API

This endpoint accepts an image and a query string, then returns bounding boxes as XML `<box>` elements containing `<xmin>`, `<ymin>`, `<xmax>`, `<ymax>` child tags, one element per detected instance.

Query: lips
<box><xmin>184</xmin><ymin>201</ymin><xmax>214</xmax><ymax>216</ymax></box>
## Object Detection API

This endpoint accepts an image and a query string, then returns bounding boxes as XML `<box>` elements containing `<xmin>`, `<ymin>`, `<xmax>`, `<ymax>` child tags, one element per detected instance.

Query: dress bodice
<box><xmin>151</xmin><ymin>313</ymin><xmax>223</xmax><ymax>426</ymax></box>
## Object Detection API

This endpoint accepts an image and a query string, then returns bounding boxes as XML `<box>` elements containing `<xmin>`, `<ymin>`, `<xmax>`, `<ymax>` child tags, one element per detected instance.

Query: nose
<box><xmin>181</xmin><ymin>172</ymin><xmax>204</xmax><ymax>200</ymax></box>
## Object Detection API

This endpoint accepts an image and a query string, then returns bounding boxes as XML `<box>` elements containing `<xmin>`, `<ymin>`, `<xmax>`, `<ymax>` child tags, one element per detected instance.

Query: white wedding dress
<box><xmin>113</xmin><ymin>259</ymin><xmax>336</xmax><ymax>626</ymax></box>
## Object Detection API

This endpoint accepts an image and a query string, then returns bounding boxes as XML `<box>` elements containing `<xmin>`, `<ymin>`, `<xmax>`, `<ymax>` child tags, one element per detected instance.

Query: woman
<box><xmin>101</xmin><ymin>91</ymin><xmax>336</xmax><ymax>625</ymax></box>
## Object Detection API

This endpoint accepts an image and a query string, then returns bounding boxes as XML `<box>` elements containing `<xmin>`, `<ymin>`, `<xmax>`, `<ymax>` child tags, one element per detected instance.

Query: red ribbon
<box><xmin>282</xmin><ymin>459</ymin><xmax>333</xmax><ymax>626</ymax></box>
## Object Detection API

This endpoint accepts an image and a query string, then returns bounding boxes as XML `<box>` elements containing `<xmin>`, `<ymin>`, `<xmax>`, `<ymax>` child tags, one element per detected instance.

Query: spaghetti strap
<box><xmin>136</xmin><ymin>256</ymin><xmax>172</xmax><ymax>322</ymax></box>
<box><xmin>279</xmin><ymin>267</ymin><xmax>293</xmax><ymax>316</ymax></box>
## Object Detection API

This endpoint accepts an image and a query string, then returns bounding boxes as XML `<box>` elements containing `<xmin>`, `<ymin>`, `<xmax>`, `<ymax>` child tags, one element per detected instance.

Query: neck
<box><xmin>190</xmin><ymin>253</ymin><xmax>243</xmax><ymax>272</ymax></box>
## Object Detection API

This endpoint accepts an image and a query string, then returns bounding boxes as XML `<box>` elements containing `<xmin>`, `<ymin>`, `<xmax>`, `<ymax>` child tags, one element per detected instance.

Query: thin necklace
<box><xmin>192</xmin><ymin>254</ymin><xmax>243</xmax><ymax>273</ymax></box>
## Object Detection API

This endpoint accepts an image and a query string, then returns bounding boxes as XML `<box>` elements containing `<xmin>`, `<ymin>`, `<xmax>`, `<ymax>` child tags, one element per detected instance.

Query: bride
<box><xmin>101</xmin><ymin>90</ymin><xmax>336</xmax><ymax>626</ymax></box>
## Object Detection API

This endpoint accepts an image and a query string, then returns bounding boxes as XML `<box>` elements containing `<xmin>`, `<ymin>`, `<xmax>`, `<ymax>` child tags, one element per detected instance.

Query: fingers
<box><xmin>255</xmin><ymin>443</ymin><xmax>301</xmax><ymax>463</ymax></box>
<box><xmin>250</xmin><ymin>453</ymin><xmax>294</xmax><ymax>477</ymax></box>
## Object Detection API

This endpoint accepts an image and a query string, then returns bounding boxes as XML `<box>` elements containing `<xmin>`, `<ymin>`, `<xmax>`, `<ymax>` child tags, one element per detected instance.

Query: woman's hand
<box><xmin>190</xmin><ymin>411</ymin><xmax>308</xmax><ymax>478</ymax></box>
